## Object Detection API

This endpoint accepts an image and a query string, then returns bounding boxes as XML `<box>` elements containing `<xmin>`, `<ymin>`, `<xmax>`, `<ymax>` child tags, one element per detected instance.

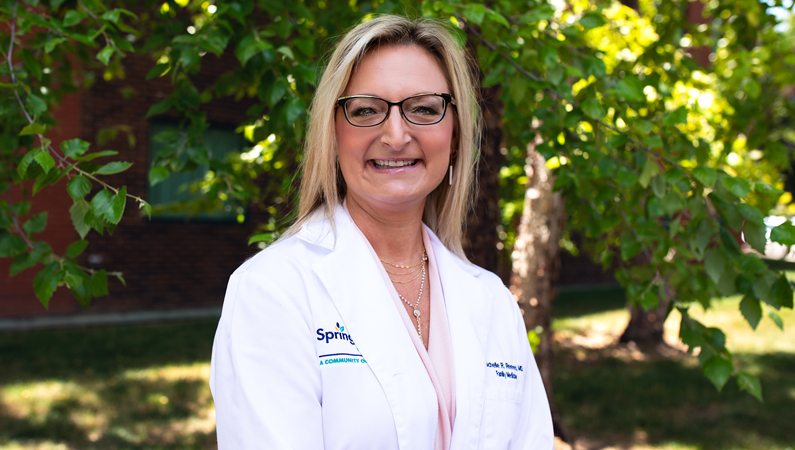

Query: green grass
<box><xmin>0</xmin><ymin>292</ymin><xmax>793</xmax><ymax>450</ymax></box>
<box><xmin>0</xmin><ymin>320</ymin><xmax>219</xmax><ymax>449</ymax></box>
<box><xmin>552</xmin><ymin>293</ymin><xmax>795</xmax><ymax>450</ymax></box>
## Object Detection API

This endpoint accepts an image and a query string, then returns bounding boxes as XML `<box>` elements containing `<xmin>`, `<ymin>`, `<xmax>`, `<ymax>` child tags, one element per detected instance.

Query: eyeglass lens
<box><xmin>345</xmin><ymin>95</ymin><xmax>446</xmax><ymax>126</ymax></box>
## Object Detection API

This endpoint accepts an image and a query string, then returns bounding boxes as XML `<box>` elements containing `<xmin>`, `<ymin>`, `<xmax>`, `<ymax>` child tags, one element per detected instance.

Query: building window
<box><xmin>148</xmin><ymin>122</ymin><xmax>245</xmax><ymax>222</ymax></box>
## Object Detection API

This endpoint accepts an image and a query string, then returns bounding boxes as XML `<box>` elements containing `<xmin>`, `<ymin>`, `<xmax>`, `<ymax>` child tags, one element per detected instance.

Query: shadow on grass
<box><xmin>0</xmin><ymin>319</ymin><xmax>219</xmax><ymax>449</ymax></box>
<box><xmin>555</xmin><ymin>347</ymin><xmax>795</xmax><ymax>449</ymax></box>
<box><xmin>0</xmin><ymin>318</ymin><xmax>218</xmax><ymax>384</ymax></box>
<box><xmin>553</xmin><ymin>284</ymin><xmax>626</xmax><ymax>319</ymax></box>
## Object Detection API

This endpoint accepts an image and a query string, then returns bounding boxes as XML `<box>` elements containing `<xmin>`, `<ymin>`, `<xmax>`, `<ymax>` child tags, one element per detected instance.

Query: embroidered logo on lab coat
<box><xmin>317</xmin><ymin>322</ymin><xmax>366</xmax><ymax>366</ymax></box>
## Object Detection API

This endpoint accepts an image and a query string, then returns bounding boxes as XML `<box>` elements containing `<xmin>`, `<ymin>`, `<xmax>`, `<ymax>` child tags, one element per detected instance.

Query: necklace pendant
<box><xmin>414</xmin><ymin>309</ymin><xmax>421</xmax><ymax>318</ymax></box>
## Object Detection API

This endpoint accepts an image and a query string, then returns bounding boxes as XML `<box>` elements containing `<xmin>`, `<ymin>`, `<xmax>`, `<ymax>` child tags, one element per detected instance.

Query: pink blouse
<box><xmin>354</xmin><ymin>221</ymin><xmax>457</xmax><ymax>450</ymax></box>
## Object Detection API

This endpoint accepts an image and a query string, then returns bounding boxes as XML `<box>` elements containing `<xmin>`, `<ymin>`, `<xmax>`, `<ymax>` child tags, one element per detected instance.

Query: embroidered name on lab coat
<box><xmin>486</xmin><ymin>361</ymin><xmax>523</xmax><ymax>379</ymax></box>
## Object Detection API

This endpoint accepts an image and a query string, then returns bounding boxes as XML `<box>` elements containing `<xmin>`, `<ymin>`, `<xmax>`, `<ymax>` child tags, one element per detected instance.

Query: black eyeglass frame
<box><xmin>336</xmin><ymin>93</ymin><xmax>457</xmax><ymax>127</ymax></box>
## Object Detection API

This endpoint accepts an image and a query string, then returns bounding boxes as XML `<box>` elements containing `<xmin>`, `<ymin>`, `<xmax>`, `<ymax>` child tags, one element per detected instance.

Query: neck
<box><xmin>345</xmin><ymin>195</ymin><xmax>426</xmax><ymax>265</ymax></box>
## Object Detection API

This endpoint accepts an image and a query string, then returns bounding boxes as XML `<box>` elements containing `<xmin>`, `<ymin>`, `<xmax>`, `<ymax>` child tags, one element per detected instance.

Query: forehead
<box><xmin>344</xmin><ymin>45</ymin><xmax>449</xmax><ymax>99</ymax></box>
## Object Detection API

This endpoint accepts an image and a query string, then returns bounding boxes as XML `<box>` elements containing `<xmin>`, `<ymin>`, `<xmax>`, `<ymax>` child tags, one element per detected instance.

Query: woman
<box><xmin>210</xmin><ymin>15</ymin><xmax>553</xmax><ymax>449</ymax></box>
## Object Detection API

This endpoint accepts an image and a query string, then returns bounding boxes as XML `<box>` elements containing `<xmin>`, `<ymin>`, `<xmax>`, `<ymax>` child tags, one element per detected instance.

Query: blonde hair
<box><xmin>289</xmin><ymin>15</ymin><xmax>480</xmax><ymax>259</ymax></box>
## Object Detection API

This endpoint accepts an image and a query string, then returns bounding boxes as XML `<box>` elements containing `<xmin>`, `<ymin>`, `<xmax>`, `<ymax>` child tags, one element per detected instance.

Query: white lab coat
<box><xmin>210</xmin><ymin>206</ymin><xmax>553</xmax><ymax>449</ymax></box>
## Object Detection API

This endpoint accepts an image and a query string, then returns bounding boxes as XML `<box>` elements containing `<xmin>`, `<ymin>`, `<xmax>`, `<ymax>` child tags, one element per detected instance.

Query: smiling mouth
<box><xmin>371</xmin><ymin>159</ymin><xmax>418</xmax><ymax>169</ymax></box>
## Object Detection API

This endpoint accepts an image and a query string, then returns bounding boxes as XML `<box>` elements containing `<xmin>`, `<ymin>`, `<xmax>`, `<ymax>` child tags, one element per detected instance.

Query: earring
<box><xmin>449</xmin><ymin>151</ymin><xmax>453</xmax><ymax>186</ymax></box>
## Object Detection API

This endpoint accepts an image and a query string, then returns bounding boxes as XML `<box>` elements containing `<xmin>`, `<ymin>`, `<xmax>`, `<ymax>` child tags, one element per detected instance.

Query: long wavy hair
<box><xmin>288</xmin><ymin>15</ymin><xmax>480</xmax><ymax>259</ymax></box>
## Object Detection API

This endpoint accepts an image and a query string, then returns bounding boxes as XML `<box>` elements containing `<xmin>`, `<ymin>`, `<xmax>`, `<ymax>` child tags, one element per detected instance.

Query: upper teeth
<box><xmin>374</xmin><ymin>160</ymin><xmax>414</xmax><ymax>167</ymax></box>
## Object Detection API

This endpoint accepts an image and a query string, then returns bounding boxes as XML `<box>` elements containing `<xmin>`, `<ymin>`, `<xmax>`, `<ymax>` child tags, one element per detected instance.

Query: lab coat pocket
<box><xmin>481</xmin><ymin>388</ymin><xmax>523</xmax><ymax>449</ymax></box>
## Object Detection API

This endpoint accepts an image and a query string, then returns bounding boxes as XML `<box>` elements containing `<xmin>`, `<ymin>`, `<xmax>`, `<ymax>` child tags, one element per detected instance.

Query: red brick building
<box><xmin>1</xmin><ymin>52</ymin><xmax>265</xmax><ymax>325</ymax></box>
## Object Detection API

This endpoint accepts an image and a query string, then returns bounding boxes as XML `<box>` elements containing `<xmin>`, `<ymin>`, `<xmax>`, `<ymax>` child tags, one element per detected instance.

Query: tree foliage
<box><xmin>2</xmin><ymin>0</ymin><xmax>794</xmax><ymax>400</ymax></box>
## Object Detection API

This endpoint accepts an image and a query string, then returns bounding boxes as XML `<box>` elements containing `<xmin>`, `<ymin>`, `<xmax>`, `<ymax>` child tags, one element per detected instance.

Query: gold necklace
<box><xmin>397</xmin><ymin>258</ymin><xmax>425</xmax><ymax>340</ymax></box>
<box><xmin>379</xmin><ymin>251</ymin><xmax>426</xmax><ymax>269</ymax></box>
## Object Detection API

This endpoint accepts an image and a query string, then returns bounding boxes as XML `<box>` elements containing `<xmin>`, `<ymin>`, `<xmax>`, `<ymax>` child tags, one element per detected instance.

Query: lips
<box><xmin>371</xmin><ymin>159</ymin><xmax>418</xmax><ymax>169</ymax></box>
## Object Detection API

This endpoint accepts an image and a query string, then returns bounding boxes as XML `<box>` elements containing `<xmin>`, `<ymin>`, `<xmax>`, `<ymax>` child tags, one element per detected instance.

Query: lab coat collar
<box><xmin>307</xmin><ymin>205</ymin><xmax>493</xmax><ymax>450</ymax></box>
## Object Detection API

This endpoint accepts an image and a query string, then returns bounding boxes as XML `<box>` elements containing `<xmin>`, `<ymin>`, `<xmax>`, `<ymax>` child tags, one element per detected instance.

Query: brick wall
<box><xmin>1</xmin><ymin>51</ymin><xmax>266</xmax><ymax>318</ymax></box>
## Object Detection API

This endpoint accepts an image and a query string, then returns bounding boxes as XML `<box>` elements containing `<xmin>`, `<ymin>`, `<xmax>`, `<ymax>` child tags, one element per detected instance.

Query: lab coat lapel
<box><xmin>427</xmin><ymin>230</ymin><xmax>492</xmax><ymax>449</ymax></box>
<box><xmin>311</xmin><ymin>208</ymin><xmax>437</xmax><ymax>450</ymax></box>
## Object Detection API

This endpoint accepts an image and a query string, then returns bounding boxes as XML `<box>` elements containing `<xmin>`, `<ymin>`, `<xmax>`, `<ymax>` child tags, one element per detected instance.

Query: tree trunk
<box><xmin>509</xmin><ymin>143</ymin><xmax>570</xmax><ymax>443</ymax></box>
<box><xmin>619</xmin><ymin>278</ymin><xmax>674</xmax><ymax>349</ymax></box>
<box><xmin>464</xmin><ymin>84</ymin><xmax>504</xmax><ymax>272</ymax></box>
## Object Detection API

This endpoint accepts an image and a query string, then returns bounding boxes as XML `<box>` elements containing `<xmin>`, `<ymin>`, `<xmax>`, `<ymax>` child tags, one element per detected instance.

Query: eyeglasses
<box><xmin>337</xmin><ymin>93</ymin><xmax>456</xmax><ymax>127</ymax></box>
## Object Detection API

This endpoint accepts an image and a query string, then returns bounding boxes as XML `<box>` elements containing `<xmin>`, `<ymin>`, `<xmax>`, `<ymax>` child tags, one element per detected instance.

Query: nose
<box><xmin>380</xmin><ymin>104</ymin><xmax>411</xmax><ymax>150</ymax></box>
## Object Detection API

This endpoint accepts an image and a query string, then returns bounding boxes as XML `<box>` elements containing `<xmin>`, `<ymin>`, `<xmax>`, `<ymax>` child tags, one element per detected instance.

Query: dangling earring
<box><xmin>448</xmin><ymin>151</ymin><xmax>453</xmax><ymax>186</ymax></box>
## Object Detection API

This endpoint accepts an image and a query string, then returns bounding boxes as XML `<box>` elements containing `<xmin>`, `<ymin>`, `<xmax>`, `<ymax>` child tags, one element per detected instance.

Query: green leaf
<box><xmin>651</xmin><ymin>175</ymin><xmax>666</xmax><ymax>198</ymax></box>
<box><xmin>771</xmin><ymin>275</ymin><xmax>794</xmax><ymax>309</ymax></box>
<box><xmin>721</xmin><ymin>176</ymin><xmax>751</xmax><ymax>198</ymax></box>
<box><xmin>33</xmin><ymin>148</ymin><xmax>56</xmax><ymax>173</ymax></box>
<box><xmin>17</xmin><ymin>151</ymin><xmax>36</xmax><ymax>178</ymax></box>
<box><xmin>63</xmin><ymin>10</ymin><xmax>88</xmax><ymax>26</ymax></box>
<box><xmin>614</xmin><ymin>75</ymin><xmax>645</xmax><ymax>102</ymax></box>
<box><xmin>639</xmin><ymin>158</ymin><xmax>659</xmax><ymax>188</ymax></box>
<box><xmin>95</xmin><ymin>161</ymin><xmax>133</xmax><ymax>175</ymax></box>
<box><xmin>737</xmin><ymin>372</ymin><xmax>763</xmax><ymax>402</ymax></box>
<box><xmin>639</xmin><ymin>290</ymin><xmax>658</xmax><ymax>310</ymax></box>
<box><xmin>284</xmin><ymin>96</ymin><xmax>306</xmax><ymax>124</ymax></box>
<box><xmin>23</xmin><ymin>212</ymin><xmax>47</xmax><ymax>234</ymax></box>
<box><xmin>97</xmin><ymin>47</ymin><xmax>114</xmax><ymax>65</ymax></box>
<box><xmin>248</xmin><ymin>233</ymin><xmax>273</xmax><ymax>245</ymax></box>
<box><xmin>770</xmin><ymin>221</ymin><xmax>795</xmax><ymax>246</ymax></box>
<box><xmin>44</xmin><ymin>37</ymin><xmax>66</xmax><ymax>53</ymax></box>
<box><xmin>66</xmin><ymin>240</ymin><xmax>89</xmax><ymax>258</ymax></box>
<box><xmin>704</xmin><ymin>248</ymin><xmax>726</xmax><ymax>283</ymax></box>
<box><xmin>235</xmin><ymin>34</ymin><xmax>259</xmax><ymax>66</ymax></box>
<box><xmin>739</xmin><ymin>296</ymin><xmax>762</xmax><ymax>330</ymax></box>
<box><xmin>692</xmin><ymin>166</ymin><xmax>717</xmax><ymax>188</ymax></box>
<box><xmin>101</xmin><ymin>9</ymin><xmax>121</xmax><ymax>23</ymax></box>
<box><xmin>661</xmin><ymin>191</ymin><xmax>684</xmax><ymax>216</ymax></box>
<box><xmin>695</xmin><ymin>217</ymin><xmax>716</xmax><ymax>256</ymax></box>
<box><xmin>149</xmin><ymin>166</ymin><xmax>170</xmax><ymax>186</ymax></box>
<box><xmin>146</xmin><ymin>98</ymin><xmax>172</xmax><ymax>118</ymax></box>
<box><xmin>276</xmin><ymin>46</ymin><xmax>294</xmax><ymax>60</ymax></box>
<box><xmin>607</xmin><ymin>133</ymin><xmax>628</xmax><ymax>149</ymax></box>
<box><xmin>769</xmin><ymin>310</ymin><xmax>784</xmax><ymax>331</ymax></box>
<box><xmin>19</xmin><ymin>122</ymin><xmax>46</xmax><ymax>136</ymax></box>
<box><xmin>584</xmin><ymin>57</ymin><xmax>606</xmax><ymax>78</ymax></box>
<box><xmin>743</xmin><ymin>221</ymin><xmax>767</xmax><ymax>254</ymax></box>
<box><xmin>269</xmin><ymin>78</ymin><xmax>288</xmax><ymax>106</ymax></box>
<box><xmin>10</xmin><ymin>252</ymin><xmax>39</xmax><ymax>276</ymax></box>
<box><xmin>61</xmin><ymin>139</ymin><xmax>90</xmax><ymax>158</ymax></box>
<box><xmin>73</xmin><ymin>150</ymin><xmax>119</xmax><ymax>162</ymax></box>
<box><xmin>92</xmin><ymin>269</ymin><xmax>109</xmax><ymax>297</ymax></box>
<box><xmin>509</xmin><ymin>73</ymin><xmax>528</xmax><ymax>104</ymax></box>
<box><xmin>26</xmin><ymin>93</ymin><xmax>47</xmax><ymax>115</ymax></box>
<box><xmin>546</xmin><ymin>65</ymin><xmax>564</xmax><ymax>86</ymax></box>
<box><xmin>138</xmin><ymin>198</ymin><xmax>152</xmax><ymax>219</ymax></box>
<box><xmin>580</xmin><ymin>11</ymin><xmax>606</xmax><ymax>29</ymax></box>
<box><xmin>621</xmin><ymin>240</ymin><xmax>642</xmax><ymax>261</ymax></box>
<box><xmin>146</xmin><ymin>63</ymin><xmax>171</xmax><ymax>80</ymax></box>
<box><xmin>180</xmin><ymin>48</ymin><xmax>201</xmax><ymax>71</ymax></box>
<box><xmin>67</xmin><ymin>175</ymin><xmax>91</xmax><ymax>200</ymax></box>
<box><xmin>581</xmin><ymin>98</ymin><xmax>605</xmax><ymax>119</ymax></box>
<box><xmin>702</xmin><ymin>355</ymin><xmax>733</xmax><ymax>391</ymax></box>
<box><xmin>663</xmin><ymin>106</ymin><xmax>688</xmax><ymax>126</ymax></box>
<box><xmin>90</xmin><ymin>189</ymin><xmax>115</xmax><ymax>223</ymax></box>
<box><xmin>108</xmin><ymin>186</ymin><xmax>127</xmax><ymax>224</ymax></box>
<box><xmin>34</xmin><ymin>263</ymin><xmax>60</xmax><ymax>308</ymax></box>
<box><xmin>0</xmin><ymin>234</ymin><xmax>27</xmax><ymax>257</ymax></box>
<box><xmin>737</xmin><ymin>203</ymin><xmax>764</xmax><ymax>225</ymax></box>
<box><xmin>485</xmin><ymin>9</ymin><xmax>510</xmax><ymax>27</ymax></box>
<box><xmin>616</xmin><ymin>167</ymin><xmax>638</xmax><ymax>186</ymax></box>
<box><xmin>463</xmin><ymin>4</ymin><xmax>487</xmax><ymax>24</ymax></box>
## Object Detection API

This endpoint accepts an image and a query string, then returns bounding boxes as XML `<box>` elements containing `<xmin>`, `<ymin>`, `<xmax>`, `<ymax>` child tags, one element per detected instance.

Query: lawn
<box><xmin>0</xmin><ymin>290</ymin><xmax>793</xmax><ymax>450</ymax></box>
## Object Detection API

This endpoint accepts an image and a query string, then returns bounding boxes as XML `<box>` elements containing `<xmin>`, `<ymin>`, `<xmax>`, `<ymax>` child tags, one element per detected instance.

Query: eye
<box><xmin>409</xmin><ymin>105</ymin><xmax>441</xmax><ymax>116</ymax></box>
<box><xmin>350</xmin><ymin>107</ymin><xmax>378</xmax><ymax>117</ymax></box>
